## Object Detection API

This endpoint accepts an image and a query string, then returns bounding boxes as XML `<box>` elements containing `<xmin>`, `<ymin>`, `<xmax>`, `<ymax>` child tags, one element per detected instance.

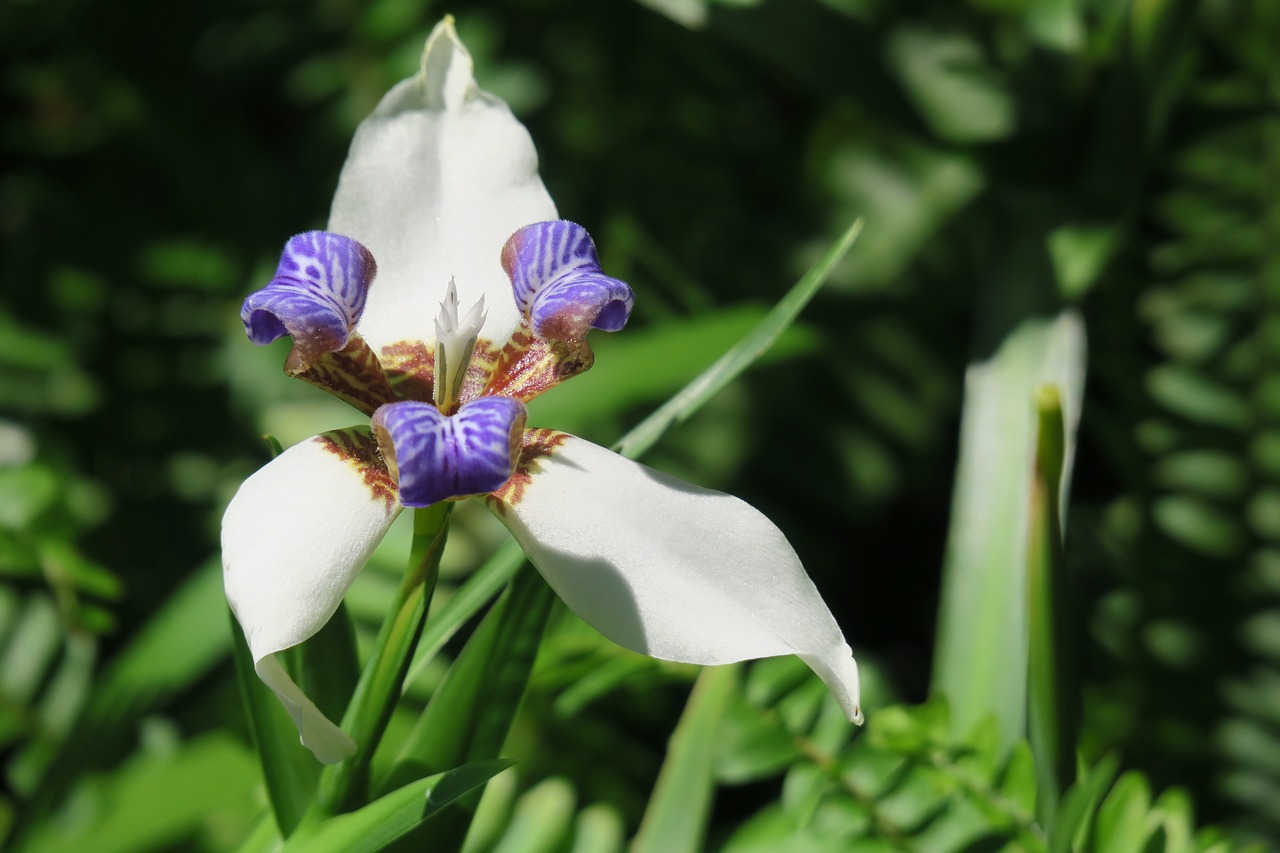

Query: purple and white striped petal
<box><xmin>372</xmin><ymin>398</ymin><xmax>526</xmax><ymax>508</ymax></box>
<box><xmin>501</xmin><ymin>221</ymin><xmax>634</xmax><ymax>343</ymax></box>
<box><xmin>241</xmin><ymin>232</ymin><xmax>376</xmax><ymax>366</ymax></box>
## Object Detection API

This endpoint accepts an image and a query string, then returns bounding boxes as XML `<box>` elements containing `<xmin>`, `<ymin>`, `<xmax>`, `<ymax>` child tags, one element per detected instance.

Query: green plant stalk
<box><xmin>229</xmin><ymin>607</ymin><xmax>318</xmax><ymax>836</ymax></box>
<box><xmin>632</xmin><ymin>664</ymin><xmax>738</xmax><ymax>853</ymax></box>
<box><xmin>316</xmin><ymin>502</ymin><xmax>452</xmax><ymax>814</ymax></box>
<box><xmin>1026</xmin><ymin>385</ymin><xmax>1078</xmax><ymax>824</ymax></box>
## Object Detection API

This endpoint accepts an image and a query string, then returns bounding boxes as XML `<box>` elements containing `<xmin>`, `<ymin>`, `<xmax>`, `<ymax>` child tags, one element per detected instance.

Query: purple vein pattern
<box><xmin>241</xmin><ymin>231</ymin><xmax>376</xmax><ymax>363</ymax></box>
<box><xmin>502</xmin><ymin>221</ymin><xmax>634</xmax><ymax>341</ymax></box>
<box><xmin>373</xmin><ymin>398</ymin><xmax>527</xmax><ymax>507</ymax></box>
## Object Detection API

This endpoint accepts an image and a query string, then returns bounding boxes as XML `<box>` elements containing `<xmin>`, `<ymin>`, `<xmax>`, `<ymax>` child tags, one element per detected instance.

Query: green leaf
<box><xmin>1026</xmin><ymin>386</ymin><xmax>1079</xmax><ymax>822</ymax></box>
<box><xmin>488</xmin><ymin>777</ymin><xmax>577</xmax><ymax>853</ymax></box>
<box><xmin>383</xmin><ymin>568</ymin><xmax>553</xmax><ymax>790</ymax></box>
<box><xmin>932</xmin><ymin>304</ymin><xmax>1086</xmax><ymax>749</ymax></box>
<box><xmin>283</xmin><ymin>761</ymin><xmax>513</xmax><ymax>853</ymax></box>
<box><xmin>1050</xmin><ymin>755</ymin><xmax>1119</xmax><ymax>853</ymax></box>
<box><xmin>1089</xmin><ymin>772</ymin><xmax>1153</xmax><ymax>853</ymax></box>
<box><xmin>376</xmin><ymin>568</ymin><xmax>555</xmax><ymax>851</ymax></box>
<box><xmin>614</xmin><ymin>218</ymin><xmax>862</xmax><ymax>461</ymax></box>
<box><xmin>567</xmin><ymin>803</ymin><xmax>626</xmax><ymax>853</ymax></box>
<box><xmin>318</xmin><ymin>503</ymin><xmax>451</xmax><ymax>813</ymax></box>
<box><xmin>230</xmin><ymin>607</ymin><xmax>321</xmax><ymax>837</ymax></box>
<box><xmin>633</xmin><ymin>665</ymin><xmax>738</xmax><ymax>853</ymax></box>
<box><xmin>715</xmin><ymin>696</ymin><xmax>803</xmax><ymax>784</ymax></box>
<box><xmin>526</xmin><ymin>305</ymin><xmax>818</xmax><ymax>437</ymax></box>
<box><xmin>20</xmin><ymin>734</ymin><xmax>258</xmax><ymax>853</ymax></box>
<box><xmin>401</xmin><ymin>539</ymin><xmax>526</xmax><ymax>690</ymax></box>
<box><xmin>13</xmin><ymin>560</ymin><xmax>230</xmax><ymax>842</ymax></box>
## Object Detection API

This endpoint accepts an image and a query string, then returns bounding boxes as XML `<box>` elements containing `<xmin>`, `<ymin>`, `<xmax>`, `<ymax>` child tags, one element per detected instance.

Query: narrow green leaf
<box><xmin>263</xmin><ymin>433</ymin><xmax>285</xmax><ymax>458</ymax></box>
<box><xmin>527</xmin><ymin>305</ymin><xmax>817</xmax><ymax>437</ymax></box>
<box><xmin>614</xmin><ymin>218</ymin><xmax>862</xmax><ymax>461</ymax></box>
<box><xmin>21</xmin><ymin>734</ymin><xmax>258</xmax><ymax>853</ymax></box>
<box><xmin>633</xmin><ymin>664</ymin><xmax>738</xmax><ymax>853</ymax></box>
<box><xmin>14</xmin><ymin>560</ymin><xmax>230</xmax><ymax>842</ymax></box>
<box><xmin>377</xmin><ymin>567</ymin><xmax>555</xmax><ymax>851</ymax></box>
<box><xmin>284</xmin><ymin>761</ymin><xmax>512</xmax><ymax>853</ymax></box>
<box><xmin>1089</xmin><ymin>772</ymin><xmax>1153</xmax><ymax>853</ymax></box>
<box><xmin>401</xmin><ymin>538</ymin><xmax>525</xmax><ymax>690</ymax></box>
<box><xmin>318</xmin><ymin>503</ymin><xmax>451</xmax><ymax>813</ymax></box>
<box><xmin>230</xmin><ymin>607</ymin><xmax>320</xmax><ymax>837</ymax></box>
<box><xmin>1026</xmin><ymin>385</ymin><xmax>1079</xmax><ymax>823</ymax></box>
<box><xmin>568</xmin><ymin>803</ymin><xmax>626</xmax><ymax>853</ymax></box>
<box><xmin>932</xmin><ymin>305</ymin><xmax>1086</xmax><ymax>749</ymax></box>
<box><xmin>489</xmin><ymin>777</ymin><xmax>577</xmax><ymax>853</ymax></box>
<box><xmin>1049</xmin><ymin>755</ymin><xmax>1119</xmax><ymax>853</ymax></box>
<box><xmin>382</xmin><ymin>567</ymin><xmax>553</xmax><ymax>791</ymax></box>
<box><xmin>290</xmin><ymin>604</ymin><xmax>362</xmax><ymax>751</ymax></box>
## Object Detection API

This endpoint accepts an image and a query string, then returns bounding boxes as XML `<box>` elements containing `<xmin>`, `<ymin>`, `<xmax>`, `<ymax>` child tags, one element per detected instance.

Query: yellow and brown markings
<box><xmin>379</xmin><ymin>340</ymin><xmax>436</xmax><ymax>403</ymax></box>
<box><xmin>487</xmin><ymin>428</ymin><xmax>570</xmax><ymax>512</ymax></box>
<box><xmin>318</xmin><ymin>428</ymin><xmax>398</xmax><ymax>513</ymax></box>
<box><xmin>457</xmin><ymin>338</ymin><xmax>501</xmax><ymax>405</ymax></box>
<box><xmin>289</xmin><ymin>336</ymin><xmax>398</xmax><ymax>416</ymax></box>
<box><xmin>481</xmin><ymin>320</ymin><xmax>594</xmax><ymax>403</ymax></box>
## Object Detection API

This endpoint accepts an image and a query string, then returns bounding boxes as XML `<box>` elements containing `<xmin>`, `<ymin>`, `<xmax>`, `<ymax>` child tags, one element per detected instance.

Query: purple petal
<box><xmin>372</xmin><ymin>398</ymin><xmax>527</xmax><ymax>508</ymax></box>
<box><xmin>501</xmin><ymin>221</ymin><xmax>634</xmax><ymax>342</ymax></box>
<box><xmin>242</xmin><ymin>232</ymin><xmax>377</xmax><ymax>364</ymax></box>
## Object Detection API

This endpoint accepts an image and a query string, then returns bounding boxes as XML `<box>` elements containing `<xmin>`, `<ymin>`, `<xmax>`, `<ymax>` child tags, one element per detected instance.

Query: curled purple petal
<box><xmin>241</xmin><ymin>232</ymin><xmax>376</xmax><ymax>365</ymax></box>
<box><xmin>372</xmin><ymin>398</ymin><xmax>527</xmax><ymax>508</ymax></box>
<box><xmin>501</xmin><ymin>221</ymin><xmax>634</xmax><ymax>342</ymax></box>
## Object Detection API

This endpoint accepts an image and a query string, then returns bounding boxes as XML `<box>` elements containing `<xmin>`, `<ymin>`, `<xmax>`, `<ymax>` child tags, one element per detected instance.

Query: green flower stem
<box><xmin>1026</xmin><ymin>385</ymin><xmax>1078</xmax><ymax>824</ymax></box>
<box><xmin>316</xmin><ymin>502</ymin><xmax>453</xmax><ymax>814</ymax></box>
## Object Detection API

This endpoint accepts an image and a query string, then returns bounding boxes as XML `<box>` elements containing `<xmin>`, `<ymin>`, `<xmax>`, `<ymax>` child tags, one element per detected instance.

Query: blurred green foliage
<box><xmin>2</xmin><ymin>0</ymin><xmax>1278</xmax><ymax>849</ymax></box>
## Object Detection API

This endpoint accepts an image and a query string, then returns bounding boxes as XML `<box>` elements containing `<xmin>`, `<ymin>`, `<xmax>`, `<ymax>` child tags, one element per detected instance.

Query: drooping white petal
<box><xmin>328</xmin><ymin>18</ymin><xmax>557</xmax><ymax>356</ymax></box>
<box><xmin>222</xmin><ymin>429</ymin><xmax>402</xmax><ymax>762</ymax></box>
<box><xmin>487</xmin><ymin>434</ymin><xmax>862</xmax><ymax>723</ymax></box>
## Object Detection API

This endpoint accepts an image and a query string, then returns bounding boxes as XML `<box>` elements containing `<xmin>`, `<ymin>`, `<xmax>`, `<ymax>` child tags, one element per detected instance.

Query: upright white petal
<box><xmin>222</xmin><ymin>430</ymin><xmax>402</xmax><ymax>762</ymax></box>
<box><xmin>328</xmin><ymin>18</ymin><xmax>557</xmax><ymax>355</ymax></box>
<box><xmin>488</xmin><ymin>435</ymin><xmax>862</xmax><ymax>723</ymax></box>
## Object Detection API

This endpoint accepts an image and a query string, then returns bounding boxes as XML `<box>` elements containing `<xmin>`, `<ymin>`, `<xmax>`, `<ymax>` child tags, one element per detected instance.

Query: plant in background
<box><xmin>218</xmin><ymin>17</ymin><xmax>859</xmax><ymax>839</ymax></box>
<box><xmin>4</xmin><ymin>3</ymin><xmax>1274</xmax><ymax>852</ymax></box>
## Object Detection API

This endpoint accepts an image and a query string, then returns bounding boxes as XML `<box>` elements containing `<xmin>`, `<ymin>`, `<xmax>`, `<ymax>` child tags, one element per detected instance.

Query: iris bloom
<box><xmin>222</xmin><ymin>20</ymin><xmax>861</xmax><ymax>764</ymax></box>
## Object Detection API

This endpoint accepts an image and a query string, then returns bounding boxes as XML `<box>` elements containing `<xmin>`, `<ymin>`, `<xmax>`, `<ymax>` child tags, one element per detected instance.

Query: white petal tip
<box><xmin>799</xmin><ymin>643</ymin><xmax>864</xmax><ymax>726</ymax></box>
<box><xmin>419</xmin><ymin>16</ymin><xmax>475</xmax><ymax>110</ymax></box>
<box><xmin>303</xmin><ymin>723</ymin><xmax>357</xmax><ymax>765</ymax></box>
<box><xmin>257</xmin><ymin>656</ymin><xmax>356</xmax><ymax>765</ymax></box>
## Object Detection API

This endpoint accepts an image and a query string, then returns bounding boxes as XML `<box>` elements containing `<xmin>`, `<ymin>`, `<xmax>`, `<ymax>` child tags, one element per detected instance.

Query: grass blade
<box><xmin>614</xmin><ymin>218</ymin><xmax>862</xmax><ymax>460</ymax></box>
<box><xmin>632</xmin><ymin>665</ymin><xmax>738</xmax><ymax>853</ymax></box>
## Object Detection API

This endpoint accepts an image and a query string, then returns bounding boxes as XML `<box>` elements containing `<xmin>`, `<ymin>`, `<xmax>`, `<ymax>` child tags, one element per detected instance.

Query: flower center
<box><xmin>432</xmin><ymin>277</ymin><xmax>486</xmax><ymax>415</ymax></box>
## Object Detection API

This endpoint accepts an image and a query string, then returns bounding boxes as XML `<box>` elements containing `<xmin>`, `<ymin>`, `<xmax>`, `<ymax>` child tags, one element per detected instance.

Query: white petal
<box><xmin>328</xmin><ymin>18</ymin><xmax>557</xmax><ymax>355</ymax></box>
<box><xmin>222</xmin><ymin>430</ymin><xmax>402</xmax><ymax>762</ymax></box>
<box><xmin>488</xmin><ymin>435</ymin><xmax>862</xmax><ymax>723</ymax></box>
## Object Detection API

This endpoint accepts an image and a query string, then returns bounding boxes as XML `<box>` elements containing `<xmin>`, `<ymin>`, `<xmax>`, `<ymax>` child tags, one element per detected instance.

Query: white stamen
<box><xmin>434</xmin><ymin>277</ymin><xmax>486</xmax><ymax>412</ymax></box>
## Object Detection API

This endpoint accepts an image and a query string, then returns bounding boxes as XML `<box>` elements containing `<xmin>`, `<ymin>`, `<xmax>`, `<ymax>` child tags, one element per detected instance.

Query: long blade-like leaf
<box><xmin>230</xmin><ymin>608</ymin><xmax>320</xmax><ymax>837</ymax></box>
<box><xmin>632</xmin><ymin>665</ymin><xmax>738</xmax><ymax>853</ymax></box>
<box><xmin>284</xmin><ymin>761</ymin><xmax>512</xmax><ymax>853</ymax></box>
<box><xmin>614</xmin><ymin>218</ymin><xmax>863</xmax><ymax>460</ymax></box>
<box><xmin>14</xmin><ymin>560</ymin><xmax>230</xmax><ymax>842</ymax></box>
<box><xmin>932</xmin><ymin>304</ymin><xmax>1086</xmax><ymax>748</ymax></box>
<box><xmin>1026</xmin><ymin>385</ymin><xmax>1079</xmax><ymax>823</ymax></box>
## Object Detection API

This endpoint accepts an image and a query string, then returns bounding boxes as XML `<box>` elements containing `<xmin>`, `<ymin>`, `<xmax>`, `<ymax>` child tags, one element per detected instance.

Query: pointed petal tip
<box><xmin>419</xmin><ymin>15</ymin><xmax>475</xmax><ymax>110</ymax></box>
<box><xmin>487</xmin><ymin>435</ymin><xmax>862</xmax><ymax>721</ymax></box>
<box><xmin>256</xmin><ymin>656</ymin><xmax>355</xmax><ymax>764</ymax></box>
<box><xmin>799</xmin><ymin>642</ymin><xmax>864</xmax><ymax>725</ymax></box>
